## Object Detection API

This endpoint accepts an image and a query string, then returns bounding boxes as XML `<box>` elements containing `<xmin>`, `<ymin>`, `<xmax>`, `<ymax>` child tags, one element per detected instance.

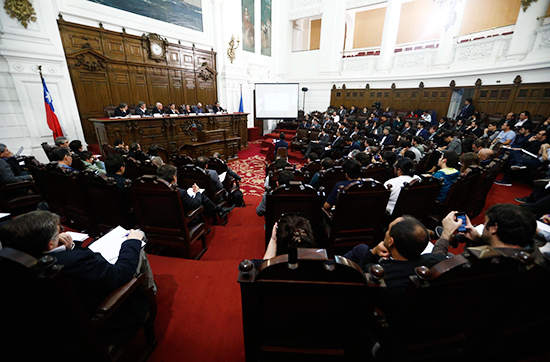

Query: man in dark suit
<box><xmin>0</xmin><ymin>210</ymin><xmax>157</xmax><ymax>344</ymax></box>
<box><xmin>212</xmin><ymin>101</ymin><xmax>224</xmax><ymax>113</ymax></box>
<box><xmin>156</xmin><ymin>165</ymin><xmax>233</xmax><ymax>223</ymax></box>
<box><xmin>320</xmin><ymin>130</ymin><xmax>345</xmax><ymax>159</ymax></box>
<box><xmin>196</xmin><ymin>156</ymin><xmax>223</xmax><ymax>192</ymax></box>
<box><xmin>0</xmin><ymin>143</ymin><xmax>32</xmax><ymax>185</ymax></box>
<box><xmin>338</xmin><ymin>105</ymin><xmax>347</xmax><ymax>118</ymax></box>
<box><xmin>401</xmin><ymin>121</ymin><xmax>413</xmax><ymax>135</ymax></box>
<box><xmin>456</xmin><ymin>98</ymin><xmax>475</xmax><ymax>121</ymax></box>
<box><xmin>515</xmin><ymin>111</ymin><xmax>533</xmax><ymax>129</ymax></box>
<box><xmin>152</xmin><ymin>102</ymin><xmax>164</xmax><ymax>115</ymax></box>
<box><xmin>274</xmin><ymin>132</ymin><xmax>289</xmax><ymax>156</ymax></box>
<box><xmin>379</xmin><ymin>127</ymin><xmax>394</xmax><ymax>146</ymax></box>
<box><xmin>166</xmin><ymin>103</ymin><xmax>179</xmax><ymax>115</ymax></box>
<box><xmin>303</xmin><ymin>129</ymin><xmax>330</xmax><ymax>159</ymax></box>
<box><xmin>114</xmin><ymin>102</ymin><xmax>131</xmax><ymax>117</ymax></box>
<box><xmin>135</xmin><ymin>101</ymin><xmax>148</xmax><ymax>116</ymax></box>
<box><xmin>414</xmin><ymin>122</ymin><xmax>429</xmax><ymax>140</ymax></box>
<box><xmin>104</xmin><ymin>154</ymin><xmax>132</xmax><ymax>208</ymax></box>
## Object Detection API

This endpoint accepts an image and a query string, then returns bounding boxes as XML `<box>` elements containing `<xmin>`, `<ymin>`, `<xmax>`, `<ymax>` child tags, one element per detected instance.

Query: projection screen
<box><xmin>255</xmin><ymin>83</ymin><xmax>299</xmax><ymax>119</ymax></box>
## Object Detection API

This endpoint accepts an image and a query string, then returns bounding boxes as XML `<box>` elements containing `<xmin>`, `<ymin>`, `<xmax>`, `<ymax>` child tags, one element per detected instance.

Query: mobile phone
<box><xmin>455</xmin><ymin>212</ymin><xmax>467</xmax><ymax>232</ymax></box>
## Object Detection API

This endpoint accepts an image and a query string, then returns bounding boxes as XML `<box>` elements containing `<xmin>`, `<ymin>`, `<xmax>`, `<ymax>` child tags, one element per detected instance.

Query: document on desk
<box><xmin>219</xmin><ymin>171</ymin><xmax>227</xmax><ymax>182</ymax></box>
<box><xmin>88</xmin><ymin>226</ymin><xmax>145</xmax><ymax>264</ymax></box>
<box><xmin>65</xmin><ymin>231</ymin><xmax>89</xmax><ymax>242</ymax></box>
<box><xmin>187</xmin><ymin>187</ymin><xmax>205</xmax><ymax>198</ymax></box>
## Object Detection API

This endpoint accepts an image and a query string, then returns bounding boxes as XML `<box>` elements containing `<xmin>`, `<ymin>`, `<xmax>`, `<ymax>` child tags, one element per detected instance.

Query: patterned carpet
<box><xmin>229</xmin><ymin>154</ymin><xmax>267</xmax><ymax>197</ymax></box>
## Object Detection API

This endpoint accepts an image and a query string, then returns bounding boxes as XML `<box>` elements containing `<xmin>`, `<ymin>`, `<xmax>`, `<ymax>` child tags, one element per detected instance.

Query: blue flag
<box><xmin>238</xmin><ymin>90</ymin><xmax>244</xmax><ymax>113</ymax></box>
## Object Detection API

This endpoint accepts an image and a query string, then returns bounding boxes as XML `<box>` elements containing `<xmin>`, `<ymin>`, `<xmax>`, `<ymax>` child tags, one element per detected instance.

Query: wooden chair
<box><xmin>177</xmin><ymin>165</ymin><xmax>228</xmax><ymax>225</ymax></box>
<box><xmin>25</xmin><ymin>157</ymin><xmax>66</xmax><ymax>219</ymax></box>
<box><xmin>208</xmin><ymin>157</ymin><xmax>238</xmax><ymax>195</ymax></box>
<box><xmin>122</xmin><ymin>156</ymin><xmax>143</xmax><ymax>180</ymax></box>
<box><xmin>102</xmin><ymin>143</ymin><xmax>117</xmax><ymax>157</ymax></box>
<box><xmin>0</xmin><ymin>247</ymin><xmax>157</xmax><ymax>362</ymax></box>
<box><xmin>264</xmin><ymin>181</ymin><xmax>325</xmax><ymax>248</ymax></box>
<box><xmin>428</xmin><ymin>167</ymin><xmax>482</xmax><ymax>228</ymax></box>
<box><xmin>372</xmin><ymin>246</ymin><xmax>550</xmax><ymax>361</ymax></box>
<box><xmin>266</xmin><ymin>168</ymin><xmax>308</xmax><ymax>190</ymax></box>
<box><xmin>70</xmin><ymin>153</ymin><xmax>86</xmax><ymax>172</ymax></box>
<box><xmin>290</xmin><ymin>128</ymin><xmax>310</xmax><ymax>151</ymax></box>
<box><xmin>41</xmin><ymin>142</ymin><xmax>55</xmax><ymax>161</ymax></box>
<box><xmin>276</xmin><ymin>146</ymin><xmax>288</xmax><ymax>159</ymax></box>
<box><xmin>45</xmin><ymin>162</ymin><xmax>99</xmax><ymax>236</ymax></box>
<box><xmin>238</xmin><ymin>252</ymin><xmax>373</xmax><ymax>361</ymax></box>
<box><xmin>323</xmin><ymin>179</ymin><xmax>391</xmax><ymax>257</ymax></box>
<box><xmin>390</xmin><ymin>176</ymin><xmax>443</xmax><ymax>225</ymax></box>
<box><xmin>172</xmin><ymin>154</ymin><xmax>195</xmax><ymax>169</ymax></box>
<box><xmin>0</xmin><ymin>180</ymin><xmax>43</xmax><ymax>216</ymax></box>
<box><xmin>265</xmin><ymin>160</ymin><xmax>293</xmax><ymax>174</ymax></box>
<box><xmin>301</xmin><ymin>160</ymin><xmax>322</xmax><ymax>183</ymax></box>
<box><xmin>317</xmin><ymin>166</ymin><xmax>347</xmax><ymax>195</ymax></box>
<box><xmin>129</xmin><ymin>175</ymin><xmax>208</xmax><ymax>259</ymax></box>
<box><xmin>465</xmin><ymin>159</ymin><xmax>503</xmax><ymax>219</ymax></box>
<box><xmin>360</xmin><ymin>162</ymin><xmax>389</xmax><ymax>182</ymax></box>
<box><xmin>103</xmin><ymin>105</ymin><xmax>117</xmax><ymax>118</ymax></box>
<box><xmin>77</xmin><ymin>171</ymin><xmax>136</xmax><ymax>234</ymax></box>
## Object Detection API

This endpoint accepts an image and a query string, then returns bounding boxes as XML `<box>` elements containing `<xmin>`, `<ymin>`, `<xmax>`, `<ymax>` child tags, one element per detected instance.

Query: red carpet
<box><xmin>144</xmin><ymin>140</ymin><xmax>535</xmax><ymax>362</ymax></box>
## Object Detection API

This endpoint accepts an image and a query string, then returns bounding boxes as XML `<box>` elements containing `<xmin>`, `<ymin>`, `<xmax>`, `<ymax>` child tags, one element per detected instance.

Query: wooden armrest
<box><xmin>322</xmin><ymin>207</ymin><xmax>333</xmax><ymax>220</ymax></box>
<box><xmin>186</xmin><ymin>206</ymin><xmax>204</xmax><ymax>220</ymax></box>
<box><xmin>0</xmin><ymin>180</ymin><xmax>35</xmax><ymax>190</ymax></box>
<box><xmin>96</xmin><ymin>274</ymin><xmax>145</xmax><ymax>314</ymax></box>
<box><xmin>214</xmin><ymin>188</ymin><xmax>225</xmax><ymax>200</ymax></box>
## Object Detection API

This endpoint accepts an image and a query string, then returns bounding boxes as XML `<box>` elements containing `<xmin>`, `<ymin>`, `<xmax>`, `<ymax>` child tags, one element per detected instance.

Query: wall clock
<box><xmin>144</xmin><ymin>33</ymin><xmax>166</xmax><ymax>61</ymax></box>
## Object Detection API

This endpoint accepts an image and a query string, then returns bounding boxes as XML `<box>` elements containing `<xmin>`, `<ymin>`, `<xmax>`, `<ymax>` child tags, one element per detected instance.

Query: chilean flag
<box><xmin>42</xmin><ymin>77</ymin><xmax>64</xmax><ymax>139</ymax></box>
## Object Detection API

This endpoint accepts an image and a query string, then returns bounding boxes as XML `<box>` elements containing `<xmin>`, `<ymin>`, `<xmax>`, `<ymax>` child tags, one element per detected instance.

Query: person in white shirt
<box><xmin>384</xmin><ymin>157</ymin><xmax>421</xmax><ymax>214</ymax></box>
<box><xmin>421</xmin><ymin>110</ymin><xmax>432</xmax><ymax>124</ymax></box>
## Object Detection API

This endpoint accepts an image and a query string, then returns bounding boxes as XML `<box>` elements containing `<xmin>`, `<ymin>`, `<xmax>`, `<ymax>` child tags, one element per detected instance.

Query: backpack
<box><xmin>230</xmin><ymin>189</ymin><xmax>245</xmax><ymax>207</ymax></box>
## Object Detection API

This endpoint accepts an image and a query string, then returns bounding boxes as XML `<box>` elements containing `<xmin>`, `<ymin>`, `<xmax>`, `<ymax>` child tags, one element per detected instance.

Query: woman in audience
<box><xmin>263</xmin><ymin>214</ymin><xmax>317</xmax><ymax>260</ymax></box>
<box><xmin>459</xmin><ymin>152</ymin><xmax>480</xmax><ymax>174</ymax></box>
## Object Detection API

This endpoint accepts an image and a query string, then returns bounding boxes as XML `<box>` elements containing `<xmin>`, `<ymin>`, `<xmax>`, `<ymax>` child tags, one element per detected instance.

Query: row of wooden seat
<box><xmin>238</xmin><ymin>244</ymin><xmax>550</xmax><ymax>361</ymax></box>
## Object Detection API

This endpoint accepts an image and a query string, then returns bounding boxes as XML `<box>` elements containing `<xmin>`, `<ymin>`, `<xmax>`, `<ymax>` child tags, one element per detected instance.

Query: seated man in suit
<box><xmin>51</xmin><ymin>147</ymin><xmax>78</xmax><ymax>173</ymax></box>
<box><xmin>514</xmin><ymin>111</ymin><xmax>532</xmax><ymax>129</ymax></box>
<box><xmin>166</xmin><ymin>103</ymin><xmax>179</xmax><ymax>115</ymax></box>
<box><xmin>152</xmin><ymin>102</ymin><xmax>164</xmax><ymax>115</ymax></box>
<box><xmin>401</xmin><ymin>121</ymin><xmax>413</xmax><ymax>135</ymax></box>
<box><xmin>114</xmin><ymin>102</ymin><xmax>131</xmax><ymax>117</ymax></box>
<box><xmin>192</xmin><ymin>103</ymin><xmax>204</xmax><ymax>114</ymax></box>
<box><xmin>456</xmin><ymin>98</ymin><xmax>475</xmax><ymax>121</ymax></box>
<box><xmin>156</xmin><ymin>165</ymin><xmax>233</xmax><ymax>224</ymax></box>
<box><xmin>105</xmin><ymin>154</ymin><xmax>131</xmax><ymax>207</ymax></box>
<box><xmin>378</xmin><ymin>127</ymin><xmax>394</xmax><ymax>146</ymax></box>
<box><xmin>303</xmin><ymin>128</ymin><xmax>330</xmax><ymax>159</ymax></box>
<box><xmin>274</xmin><ymin>132</ymin><xmax>289</xmax><ymax>157</ymax></box>
<box><xmin>308</xmin><ymin>157</ymin><xmax>333</xmax><ymax>189</ymax></box>
<box><xmin>212</xmin><ymin>101</ymin><xmax>224</xmax><ymax>113</ymax></box>
<box><xmin>212</xmin><ymin>152</ymin><xmax>241</xmax><ymax>181</ymax></box>
<box><xmin>0</xmin><ymin>210</ymin><xmax>157</xmax><ymax>346</ymax></box>
<box><xmin>135</xmin><ymin>101</ymin><xmax>148</xmax><ymax>116</ymax></box>
<box><xmin>0</xmin><ymin>143</ymin><xmax>32</xmax><ymax>185</ymax></box>
<box><xmin>414</xmin><ymin>122</ymin><xmax>429</xmax><ymax>140</ymax></box>
<box><xmin>323</xmin><ymin>158</ymin><xmax>362</xmax><ymax>210</ymax></box>
<box><xmin>195</xmin><ymin>155</ymin><xmax>223</xmax><ymax>192</ymax></box>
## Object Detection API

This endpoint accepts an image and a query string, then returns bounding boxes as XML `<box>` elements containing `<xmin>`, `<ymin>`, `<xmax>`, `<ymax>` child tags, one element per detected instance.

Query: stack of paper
<box><xmin>88</xmin><ymin>226</ymin><xmax>144</xmax><ymax>264</ymax></box>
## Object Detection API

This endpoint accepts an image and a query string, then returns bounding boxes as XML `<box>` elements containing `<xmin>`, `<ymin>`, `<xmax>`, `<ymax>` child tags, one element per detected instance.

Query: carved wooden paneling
<box><xmin>58</xmin><ymin>19</ymin><xmax>218</xmax><ymax>144</ymax></box>
<box><xmin>331</xmin><ymin>80</ymin><xmax>550</xmax><ymax>121</ymax></box>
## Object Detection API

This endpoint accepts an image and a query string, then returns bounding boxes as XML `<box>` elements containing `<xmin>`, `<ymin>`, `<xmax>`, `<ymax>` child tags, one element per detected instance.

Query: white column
<box><xmin>377</xmin><ymin>0</ymin><xmax>403</xmax><ymax>73</ymax></box>
<box><xmin>318</xmin><ymin>0</ymin><xmax>346</xmax><ymax>73</ymax></box>
<box><xmin>506</xmin><ymin>0</ymin><xmax>550</xmax><ymax>60</ymax></box>
<box><xmin>344</xmin><ymin>12</ymin><xmax>356</xmax><ymax>52</ymax></box>
<box><xmin>433</xmin><ymin>0</ymin><xmax>468</xmax><ymax>69</ymax></box>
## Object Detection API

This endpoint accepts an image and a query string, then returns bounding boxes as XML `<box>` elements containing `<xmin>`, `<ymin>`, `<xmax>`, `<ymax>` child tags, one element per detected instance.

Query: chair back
<box><xmin>360</xmin><ymin>162</ymin><xmax>389</xmax><ymax>182</ymax></box>
<box><xmin>238</xmin><ymin>254</ymin><xmax>372</xmax><ymax>361</ymax></box>
<box><xmin>391</xmin><ymin>176</ymin><xmax>443</xmax><ymax>224</ymax></box>
<box><xmin>375</xmin><ymin>247</ymin><xmax>550</xmax><ymax>360</ymax></box>
<box><xmin>317</xmin><ymin>166</ymin><xmax>347</xmax><ymax>194</ymax></box>
<box><xmin>70</xmin><ymin>153</ymin><xmax>86</xmax><ymax>172</ymax></box>
<box><xmin>177</xmin><ymin>165</ymin><xmax>223</xmax><ymax>206</ymax></box>
<box><xmin>172</xmin><ymin>154</ymin><xmax>195</xmax><ymax>169</ymax></box>
<box><xmin>25</xmin><ymin>158</ymin><xmax>65</xmax><ymax>218</ymax></box>
<box><xmin>327</xmin><ymin>179</ymin><xmax>390</xmax><ymax>256</ymax></box>
<box><xmin>265</xmin><ymin>160</ymin><xmax>293</xmax><ymax>174</ymax></box>
<box><xmin>45</xmin><ymin>163</ymin><xmax>98</xmax><ymax>235</ymax></box>
<box><xmin>267</xmin><ymin>168</ymin><xmax>307</xmax><ymax>190</ymax></box>
<box><xmin>466</xmin><ymin>159</ymin><xmax>503</xmax><ymax>219</ymax></box>
<box><xmin>102</xmin><ymin>143</ymin><xmax>116</xmax><ymax>157</ymax></box>
<box><xmin>122</xmin><ymin>156</ymin><xmax>142</xmax><ymax>180</ymax></box>
<box><xmin>265</xmin><ymin>182</ymin><xmax>325</xmax><ymax>248</ymax></box>
<box><xmin>41</xmin><ymin>142</ymin><xmax>55</xmax><ymax>161</ymax></box>
<box><xmin>129</xmin><ymin>175</ymin><xmax>207</xmax><ymax>259</ymax></box>
<box><xmin>276</xmin><ymin>147</ymin><xmax>288</xmax><ymax>159</ymax></box>
<box><xmin>77</xmin><ymin>171</ymin><xmax>134</xmax><ymax>233</ymax></box>
<box><xmin>437</xmin><ymin>167</ymin><xmax>482</xmax><ymax>216</ymax></box>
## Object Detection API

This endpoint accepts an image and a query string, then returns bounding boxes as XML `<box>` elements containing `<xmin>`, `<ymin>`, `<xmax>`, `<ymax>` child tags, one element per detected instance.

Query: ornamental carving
<box><xmin>456</xmin><ymin>42</ymin><xmax>495</xmax><ymax>62</ymax></box>
<box><xmin>179</xmin><ymin>120</ymin><xmax>204</xmax><ymax>135</ymax></box>
<box><xmin>393</xmin><ymin>53</ymin><xmax>425</xmax><ymax>68</ymax></box>
<box><xmin>3</xmin><ymin>0</ymin><xmax>36</xmax><ymax>28</ymax></box>
<box><xmin>75</xmin><ymin>53</ymin><xmax>106</xmax><ymax>71</ymax></box>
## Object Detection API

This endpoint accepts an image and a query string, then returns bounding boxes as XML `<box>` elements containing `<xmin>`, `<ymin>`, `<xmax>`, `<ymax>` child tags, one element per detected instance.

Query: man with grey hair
<box><xmin>152</xmin><ymin>102</ymin><xmax>164</xmax><ymax>115</ymax></box>
<box><xmin>135</xmin><ymin>101</ymin><xmax>148</xmax><ymax>116</ymax></box>
<box><xmin>193</xmin><ymin>102</ymin><xmax>204</xmax><ymax>114</ymax></box>
<box><xmin>0</xmin><ymin>143</ymin><xmax>32</xmax><ymax>185</ymax></box>
<box><xmin>55</xmin><ymin>136</ymin><xmax>69</xmax><ymax>148</ymax></box>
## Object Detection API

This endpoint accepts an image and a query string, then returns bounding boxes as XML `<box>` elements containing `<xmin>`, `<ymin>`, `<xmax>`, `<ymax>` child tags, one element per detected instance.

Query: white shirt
<box><xmin>421</xmin><ymin>114</ymin><xmax>432</xmax><ymax>123</ymax></box>
<box><xmin>384</xmin><ymin>175</ymin><xmax>421</xmax><ymax>214</ymax></box>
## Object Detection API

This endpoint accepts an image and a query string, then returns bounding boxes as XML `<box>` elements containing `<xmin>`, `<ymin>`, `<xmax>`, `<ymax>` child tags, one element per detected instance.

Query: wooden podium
<box><xmin>90</xmin><ymin>113</ymin><xmax>248</xmax><ymax>160</ymax></box>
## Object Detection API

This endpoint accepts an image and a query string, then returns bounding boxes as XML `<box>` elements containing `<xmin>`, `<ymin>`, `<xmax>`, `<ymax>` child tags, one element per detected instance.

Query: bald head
<box><xmin>478</xmin><ymin>148</ymin><xmax>494</xmax><ymax>161</ymax></box>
